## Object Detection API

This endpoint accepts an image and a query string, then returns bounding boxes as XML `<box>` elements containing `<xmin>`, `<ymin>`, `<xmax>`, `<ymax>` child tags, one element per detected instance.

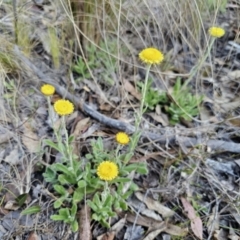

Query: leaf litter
<box><xmin>0</xmin><ymin>0</ymin><xmax>240</xmax><ymax>239</ymax></box>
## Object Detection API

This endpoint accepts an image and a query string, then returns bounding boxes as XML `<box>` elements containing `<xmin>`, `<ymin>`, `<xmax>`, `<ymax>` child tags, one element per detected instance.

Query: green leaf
<box><xmin>54</xmin><ymin>198</ymin><xmax>64</xmax><ymax>209</ymax></box>
<box><xmin>86</xmin><ymin>186</ymin><xmax>97</xmax><ymax>194</ymax></box>
<box><xmin>122</xmin><ymin>163</ymin><xmax>138</xmax><ymax>172</ymax></box>
<box><xmin>100</xmin><ymin>219</ymin><xmax>110</xmax><ymax>228</ymax></box>
<box><xmin>54</xmin><ymin>164</ymin><xmax>76</xmax><ymax>184</ymax></box>
<box><xmin>53</xmin><ymin>185</ymin><xmax>68</xmax><ymax>196</ymax></box>
<box><xmin>44</xmin><ymin>139</ymin><xmax>60</xmax><ymax>151</ymax></box>
<box><xmin>103</xmin><ymin>195</ymin><xmax>112</xmax><ymax>207</ymax></box>
<box><xmin>78</xmin><ymin>180</ymin><xmax>86</xmax><ymax>188</ymax></box>
<box><xmin>71</xmin><ymin>220</ymin><xmax>79</xmax><ymax>232</ymax></box>
<box><xmin>122</xmin><ymin>190</ymin><xmax>134</xmax><ymax>200</ymax></box>
<box><xmin>92</xmin><ymin>213</ymin><xmax>100</xmax><ymax>221</ymax></box>
<box><xmin>71</xmin><ymin>203</ymin><xmax>77</xmax><ymax>217</ymax></box>
<box><xmin>93</xmin><ymin>193</ymin><xmax>102</xmax><ymax>207</ymax></box>
<box><xmin>130</xmin><ymin>182</ymin><xmax>139</xmax><ymax>191</ymax></box>
<box><xmin>96</xmin><ymin>137</ymin><xmax>104</xmax><ymax>150</ymax></box>
<box><xmin>15</xmin><ymin>193</ymin><xmax>28</xmax><ymax>207</ymax></box>
<box><xmin>58</xmin><ymin>174</ymin><xmax>71</xmax><ymax>185</ymax></box>
<box><xmin>54</xmin><ymin>163</ymin><xmax>73</xmax><ymax>175</ymax></box>
<box><xmin>73</xmin><ymin>189</ymin><xmax>84</xmax><ymax>203</ymax></box>
<box><xmin>51</xmin><ymin>214</ymin><xmax>67</xmax><ymax>221</ymax></box>
<box><xmin>87</xmin><ymin>200</ymin><xmax>98</xmax><ymax>212</ymax></box>
<box><xmin>110</xmin><ymin>177</ymin><xmax>131</xmax><ymax>184</ymax></box>
<box><xmin>68</xmin><ymin>135</ymin><xmax>75</xmax><ymax>144</ymax></box>
<box><xmin>135</xmin><ymin>163</ymin><xmax>148</xmax><ymax>175</ymax></box>
<box><xmin>119</xmin><ymin>200</ymin><xmax>128</xmax><ymax>210</ymax></box>
<box><xmin>59</xmin><ymin>208</ymin><xmax>70</xmax><ymax>218</ymax></box>
<box><xmin>85</xmin><ymin>154</ymin><xmax>93</xmax><ymax>160</ymax></box>
<box><xmin>21</xmin><ymin>205</ymin><xmax>41</xmax><ymax>215</ymax></box>
<box><xmin>88</xmin><ymin>178</ymin><xmax>104</xmax><ymax>189</ymax></box>
<box><xmin>123</xmin><ymin>152</ymin><xmax>134</xmax><ymax>163</ymax></box>
<box><xmin>114</xmin><ymin>201</ymin><xmax>120</xmax><ymax>209</ymax></box>
<box><xmin>43</xmin><ymin>167</ymin><xmax>57</xmax><ymax>183</ymax></box>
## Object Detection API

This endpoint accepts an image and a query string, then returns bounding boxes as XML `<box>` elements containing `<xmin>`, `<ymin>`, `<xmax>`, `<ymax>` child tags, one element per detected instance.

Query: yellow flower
<box><xmin>41</xmin><ymin>84</ymin><xmax>55</xmax><ymax>96</ymax></box>
<box><xmin>97</xmin><ymin>161</ymin><xmax>118</xmax><ymax>181</ymax></box>
<box><xmin>116</xmin><ymin>132</ymin><xmax>130</xmax><ymax>145</ymax></box>
<box><xmin>139</xmin><ymin>47</ymin><xmax>164</xmax><ymax>65</ymax></box>
<box><xmin>208</xmin><ymin>27</ymin><xmax>225</xmax><ymax>38</ymax></box>
<box><xmin>54</xmin><ymin>99</ymin><xmax>74</xmax><ymax>116</ymax></box>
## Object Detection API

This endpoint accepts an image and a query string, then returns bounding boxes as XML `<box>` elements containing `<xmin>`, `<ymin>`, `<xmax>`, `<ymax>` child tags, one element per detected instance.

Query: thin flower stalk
<box><xmin>61</xmin><ymin>116</ymin><xmax>75</xmax><ymax>173</ymax></box>
<box><xmin>183</xmin><ymin>26</ymin><xmax>225</xmax><ymax>89</ymax></box>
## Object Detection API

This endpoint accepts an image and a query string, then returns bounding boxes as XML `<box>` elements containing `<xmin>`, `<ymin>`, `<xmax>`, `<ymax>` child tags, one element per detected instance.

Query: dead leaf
<box><xmin>165</xmin><ymin>223</ymin><xmax>188</xmax><ymax>237</ymax></box>
<box><xmin>221</xmin><ymin>70</ymin><xmax>240</xmax><ymax>82</ymax></box>
<box><xmin>135</xmin><ymin>192</ymin><xmax>175</xmax><ymax>218</ymax></box>
<box><xmin>4</xmin><ymin>200</ymin><xmax>19</xmax><ymax>211</ymax></box>
<box><xmin>181</xmin><ymin>197</ymin><xmax>202</xmax><ymax>239</ymax></box>
<box><xmin>4</xmin><ymin>183</ymin><xmax>20</xmax><ymax>202</ymax></box>
<box><xmin>80</xmin><ymin>123</ymin><xmax>100</xmax><ymax>139</ymax></box>
<box><xmin>4</xmin><ymin>147</ymin><xmax>22</xmax><ymax>165</ymax></box>
<box><xmin>228</xmin><ymin>224</ymin><xmax>239</xmax><ymax>240</ymax></box>
<box><xmin>27</xmin><ymin>232</ymin><xmax>40</xmax><ymax>240</ymax></box>
<box><xmin>79</xmin><ymin>204</ymin><xmax>92</xmax><ymax>240</ymax></box>
<box><xmin>82</xmin><ymin>79</ymin><xmax>110</xmax><ymax>104</ymax></box>
<box><xmin>124</xmin><ymin>225</ymin><xmax>145</xmax><ymax>240</ymax></box>
<box><xmin>111</xmin><ymin>218</ymin><xmax>126</xmax><ymax>233</ymax></box>
<box><xmin>72</xmin><ymin>117</ymin><xmax>90</xmax><ymax>155</ymax></box>
<box><xmin>228</xmin><ymin>235</ymin><xmax>239</xmax><ymax>240</ymax></box>
<box><xmin>227</xmin><ymin>3</ymin><xmax>239</xmax><ymax>8</ymax></box>
<box><xmin>22</xmin><ymin>122</ymin><xmax>40</xmax><ymax>153</ymax></box>
<box><xmin>72</xmin><ymin>118</ymin><xmax>90</xmax><ymax>138</ymax></box>
<box><xmin>0</xmin><ymin>207</ymin><xmax>9</xmax><ymax>215</ymax></box>
<box><xmin>123</xmin><ymin>79</ymin><xmax>141</xmax><ymax>100</ymax></box>
<box><xmin>99</xmin><ymin>102</ymin><xmax>115</xmax><ymax>112</ymax></box>
<box><xmin>141</xmin><ymin>209</ymin><xmax>162</xmax><ymax>221</ymax></box>
<box><xmin>220</xmin><ymin>98</ymin><xmax>240</xmax><ymax>111</ymax></box>
<box><xmin>213</xmin><ymin>229</ymin><xmax>228</xmax><ymax>240</ymax></box>
<box><xmin>83</xmin><ymin>85</ymin><xmax>91</xmax><ymax>92</ymax></box>
<box><xmin>120</xmin><ymin>212</ymin><xmax>165</xmax><ymax>230</ymax></box>
<box><xmin>143</xmin><ymin>228</ymin><xmax>165</xmax><ymax>240</ymax></box>
<box><xmin>0</xmin><ymin>131</ymin><xmax>14</xmax><ymax>144</ymax></box>
<box><xmin>147</xmin><ymin>112</ymin><xmax>169</xmax><ymax>126</ymax></box>
<box><xmin>226</xmin><ymin>116</ymin><xmax>240</xmax><ymax>127</ymax></box>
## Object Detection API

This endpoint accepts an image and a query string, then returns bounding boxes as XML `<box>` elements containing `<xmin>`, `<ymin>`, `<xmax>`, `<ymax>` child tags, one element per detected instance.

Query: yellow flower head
<box><xmin>97</xmin><ymin>161</ymin><xmax>118</xmax><ymax>181</ymax></box>
<box><xmin>54</xmin><ymin>99</ymin><xmax>74</xmax><ymax>116</ymax></box>
<box><xmin>116</xmin><ymin>132</ymin><xmax>130</xmax><ymax>145</ymax></box>
<box><xmin>139</xmin><ymin>47</ymin><xmax>164</xmax><ymax>65</ymax></box>
<box><xmin>41</xmin><ymin>84</ymin><xmax>55</xmax><ymax>96</ymax></box>
<box><xmin>208</xmin><ymin>27</ymin><xmax>225</xmax><ymax>38</ymax></box>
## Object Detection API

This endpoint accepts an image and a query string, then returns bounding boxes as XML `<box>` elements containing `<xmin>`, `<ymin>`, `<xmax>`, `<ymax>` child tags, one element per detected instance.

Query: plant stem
<box><xmin>128</xmin><ymin>64</ymin><xmax>152</xmax><ymax>154</ymax></box>
<box><xmin>12</xmin><ymin>0</ymin><xmax>18</xmax><ymax>44</ymax></box>
<box><xmin>61</xmin><ymin>116</ymin><xmax>74</xmax><ymax>172</ymax></box>
<box><xmin>182</xmin><ymin>37</ymin><xmax>215</xmax><ymax>89</ymax></box>
<box><xmin>136</xmin><ymin>64</ymin><xmax>151</xmax><ymax>131</ymax></box>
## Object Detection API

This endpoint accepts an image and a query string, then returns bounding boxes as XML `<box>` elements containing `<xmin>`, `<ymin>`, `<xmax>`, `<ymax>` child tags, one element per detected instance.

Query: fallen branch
<box><xmin>13</xmin><ymin>46</ymin><xmax>240</xmax><ymax>153</ymax></box>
